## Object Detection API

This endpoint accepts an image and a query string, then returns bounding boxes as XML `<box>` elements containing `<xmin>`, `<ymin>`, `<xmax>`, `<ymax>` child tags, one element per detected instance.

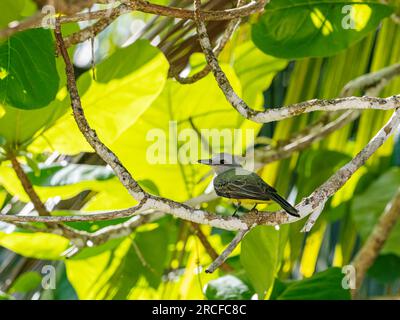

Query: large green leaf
<box><xmin>0</xmin><ymin>89</ymin><xmax>69</xmax><ymax>147</ymax></box>
<box><xmin>0</xmin><ymin>29</ymin><xmax>59</xmax><ymax>109</ymax></box>
<box><xmin>273</xmin><ymin>267</ymin><xmax>351</xmax><ymax>300</ymax></box>
<box><xmin>367</xmin><ymin>254</ymin><xmax>400</xmax><ymax>284</ymax></box>
<box><xmin>240</xmin><ymin>225</ymin><xmax>289</xmax><ymax>298</ymax></box>
<box><xmin>296</xmin><ymin>149</ymin><xmax>351</xmax><ymax>199</ymax></box>
<box><xmin>30</xmin><ymin>39</ymin><xmax>169</xmax><ymax>155</ymax></box>
<box><xmin>252</xmin><ymin>0</ymin><xmax>393</xmax><ymax>59</ymax></box>
<box><xmin>66</xmin><ymin>226</ymin><xmax>168</xmax><ymax>299</ymax></box>
<box><xmin>231</xmin><ymin>40</ymin><xmax>288</xmax><ymax>107</ymax></box>
<box><xmin>351</xmin><ymin>167</ymin><xmax>400</xmax><ymax>256</ymax></box>
<box><xmin>110</xmin><ymin>67</ymin><xmax>261</xmax><ymax>201</ymax></box>
<box><xmin>0</xmin><ymin>232</ymin><xmax>69</xmax><ymax>260</ymax></box>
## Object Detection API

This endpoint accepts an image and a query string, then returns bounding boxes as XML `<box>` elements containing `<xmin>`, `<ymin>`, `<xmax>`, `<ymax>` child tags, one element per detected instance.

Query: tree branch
<box><xmin>190</xmin><ymin>222</ymin><xmax>233</xmax><ymax>272</ymax></box>
<box><xmin>298</xmin><ymin>106</ymin><xmax>400</xmax><ymax>232</ymax></box>
<box><xmin>9</xmin><ymin>155</ymin><xmax>49</xmax><ymax>216</ymax></box>
<box><xmin>173</xmin><ymin>0</ymin><xmax>245</xmax><ymax>84</ymax></box>
<box><xmin>205</xmin><ymin>229</ymin><xmax>247</xmax><ymax>273</ymax></box>
<box><xmin>253</xmin><ymin>110</ymin><xmax>359</xmax><ymax>165</ymax></box>
<box><xmin>63</xmin><ymin>3</ymin><xmax>130</xmax><ymax>48</ymax></box>
<box><xmin>54</xmin><ymin>19</ymin><xmax>146</xmax><ymax>202</ymax></box>
<box><xmin>193</xmin><ymin>0</ymin><xmax>400</xmax><ymax>123</ymax></box>
<box><xmin>0</xmin><ymin>0</ymin><xmax>267</xmax><ymax>39</ymax></box>
<box><xmin>341</xmin><ymin>63</ymin><xmax>400</xmax><ymax>97</ymax></box>
<box><xmin>351</xmin><ymin>189</ymin><xmax>400</xmax><ymax>298</ymax></box>
<box><xmin>2</xmin><ymin>99</ymin><xmax>399</xmax><ymax>235</ymax></box>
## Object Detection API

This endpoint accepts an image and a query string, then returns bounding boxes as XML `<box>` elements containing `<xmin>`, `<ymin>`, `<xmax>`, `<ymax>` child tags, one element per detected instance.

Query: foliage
<box><xmin>252</xmin><ymin>0</ymin><xmax>393</xmax><ymax>59</ymax></box>
<box><xmin>0</xmin><ymin>0</ymin><xmax>399</xmax><ymax>301</ymax></box>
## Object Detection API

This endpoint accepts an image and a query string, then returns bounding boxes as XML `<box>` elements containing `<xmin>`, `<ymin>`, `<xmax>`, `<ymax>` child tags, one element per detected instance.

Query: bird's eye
<box><xmin>220</xmin><ymin>159</ymin><xmax>225</xmax><ymax>164</ymax></box>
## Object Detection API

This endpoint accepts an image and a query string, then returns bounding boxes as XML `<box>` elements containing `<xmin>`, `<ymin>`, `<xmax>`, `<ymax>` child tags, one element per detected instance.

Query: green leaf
<box><xmin>30</xmin><ymin>39</ymin><xmax>169</xmax><ymax>155</ymax></box>
<box><xmin>0</xmin><ymin>232</ymin><xmax>69</xmax><ymax>260</ymax></box>
<box><xmin>0</xmin><ymin>96</ymin><xmax>68</xmax><ymax>147</ymax></box>
<box><xmin>66</xmin><ymin>238</ymin><xmax>139</xmax><ymax>299</ymax></box>
<box><xmin>240</xmin><ymin>225</ymin><xmax>289</xmax><ymax>298</ymax></box>
<box><xmin>232</xmin><ymin>40</ymin><xmax>288</xmax><ymax>107</ymax></box>
<box><xmin>187</xmin><ymin>39</ymin><xmax>288</xmax><ymax>108</ymax></box>
<box><xmin>205</xmin><ymin>275</ymin><xmax>253</xmax><ymax>300</ymax></box>
<box><xmin>0</xmin><ymin>0</ymin><xmax>34</xmax><ymax>30</ymax></box>
<box><xmin>66</xmin><ymin>225</ymin><xmax>169</xmax><ymax>299</ymax></box>
<box><xmin>9</xmin><ymin>271</ymin><xmax>42</xmax><ymax>294</ymax></box>
<box><xmin>0</xmin><ymin>29</ymin><xmax>60</xmax><ymax>109</ymax></box>
<box><xmin>351</xmin><ymin>167</ymin><xmax>400</xmax><ymax>256</ymax></box>
<box><xmin>252</xmin><ymin>0</ymin><xmax>393</xmax><ymax>59</ymax></box>
<box><xmin>368</xmin><ymin>254</ymin><xmax>400</xmax><ymax>284</ymax></box>
<box><xmin>296</xmin><ymin>149</ymin><xmax>351</xmax><ymax>199</ymax></box>
<box><xmin>274</xmin><ymin>267</ymin><xmax>351</xmax><ymax>300</ymax></box>
<box><xmin>110</xmin><ymin>68</ymin><xmax>261</xmax><ymax>201</ymax></box>
<box><xmin>81</xmin><ymin>178</ymin><xmax>137</xmax><ymax>212</ymax></box>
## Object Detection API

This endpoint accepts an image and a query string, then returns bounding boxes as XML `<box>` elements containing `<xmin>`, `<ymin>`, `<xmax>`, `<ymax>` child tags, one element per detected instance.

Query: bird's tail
<box><xmin>270</xmin><ymin>192</ymin><xmax>299</xmax><ymax>217</ymax></box>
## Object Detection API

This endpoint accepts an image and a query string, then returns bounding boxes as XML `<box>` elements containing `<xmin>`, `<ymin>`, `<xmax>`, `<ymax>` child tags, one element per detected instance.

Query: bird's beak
<box><xmin>198</xmin><ymin>159</ymin><xmax>213</xmax><ymax>165</ymax></box>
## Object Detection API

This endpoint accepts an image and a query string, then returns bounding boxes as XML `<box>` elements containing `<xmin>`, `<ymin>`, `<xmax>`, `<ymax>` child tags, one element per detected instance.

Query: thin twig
<box><xmin>341</xmin><ymin>63</ymin><xmax>400</xmax><ymax>97</ymax></box>
<box><xmin>173</xmin><ymin>0</ymin><xmax>244</xmax><ymax>84</ymax></box>
<box><xmin>206</xmin><ymin>229</ymin><xmax>247</xmax><ymax>273</ymax></box>
<box><xmin>253</xmin><ymin>110</ymin><xmax>359</xmax><ymax>165</ymax></box>
<box><xmin>190</xmin><ymin>222</ymin><xmax>233</xmax><ymax>272</ymax></box>
<box><xmin>64</xmin><ymin>3</ymin><xmax>132</xmax><ymax>48</ymax></box>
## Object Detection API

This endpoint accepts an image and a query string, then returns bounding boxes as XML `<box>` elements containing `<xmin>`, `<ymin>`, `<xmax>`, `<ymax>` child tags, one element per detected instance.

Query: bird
<box><xmin>198</xmin><ymin>153</ymin><xmax>299</xmax><ymax>217</ymax></box>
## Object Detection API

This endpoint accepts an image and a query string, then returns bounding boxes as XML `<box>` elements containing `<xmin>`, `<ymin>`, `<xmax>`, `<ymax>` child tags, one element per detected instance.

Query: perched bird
<box><xmin>198</xmin><ymin>153</ymin><xmax>299</xmax><ymax>217</ymax></box>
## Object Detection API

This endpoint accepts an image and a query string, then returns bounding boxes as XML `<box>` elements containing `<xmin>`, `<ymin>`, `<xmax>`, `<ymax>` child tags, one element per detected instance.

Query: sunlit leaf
<box><xmin>30</xmin><ymin>40</ymin><xmax>169</xmax><ymax>155</ymax></box>
<box><xmin>0</xmin><ymin>232</ymin><xmax>69</xmax><ymax>260</ymax></box>
<box><xmin>231</xmin><ymin>41</ymin><xmax>287</xmax><ymax>107</ymax></box>
<box><xmin>66</xmin><ymin>226</ymin><xmax>169</xmax><ymax>299</ymax></box>
<box><xmin>252</xmin><ymin>0</ymin><xmax>393</xmax><ymax>59</ymax></box>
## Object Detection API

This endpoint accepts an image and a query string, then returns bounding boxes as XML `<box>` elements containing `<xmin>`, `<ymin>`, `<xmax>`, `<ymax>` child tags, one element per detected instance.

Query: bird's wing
<box><xmin>214</xmin><ymin>170</ymin><xmax>275</xmax><ymax>200</ymax></box>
